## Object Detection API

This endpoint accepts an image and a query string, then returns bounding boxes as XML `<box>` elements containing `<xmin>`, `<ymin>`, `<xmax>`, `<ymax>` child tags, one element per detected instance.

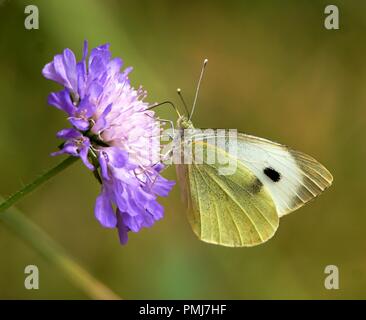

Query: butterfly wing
<box><xmin>176</xmin><ymin>131</ymin><xmax>333</xmax><ymax>247</ymax></box>
<box><xmin>176</xmin><ymin>139</ymin><xmax>279</xmax><ymax>247</ymax></box>
<box><xmin>234</xmin><ymin>133</ymin><xmax>333</xmax><ymax>217</ymax></box>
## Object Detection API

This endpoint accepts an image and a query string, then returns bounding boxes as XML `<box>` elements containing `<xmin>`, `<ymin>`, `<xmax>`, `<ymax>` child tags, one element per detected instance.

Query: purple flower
<box><xmin>43</xmin><ymin>41</ymin><xmax>175</xmax><ymax>244</ymax></box>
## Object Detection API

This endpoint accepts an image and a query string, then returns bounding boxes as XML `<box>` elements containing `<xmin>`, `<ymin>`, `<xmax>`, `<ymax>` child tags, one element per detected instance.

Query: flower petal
<box><xmin>56</xmin><ymin>128</ymin><xmax>81</xmax><ymax>139</ymax></box>
<box><xmin>93</xmin><ymin>103</ymin><xmax>112</xmax><ymax>133</ymax></box>
<box><xmin>149</xmin><ymin>174</ymin><xmax>175</xmax><ymax>197</ymax></box>
<box><xmin>69</xmin><ymin>118</ymin><xmax>90</xmax><ymax>131</ymax></box>
<box><xmin>98</xmin><ymin>151</ymin><xmax>110</xmax><ymax>181</ymax></box>
<box><xmin>95</xmin><ymin>188</ymin><xmax>117</xmax><ymax>228</ymax></box>
<box><xmin>62</xmin><ymin>48</ymin><xmax>78</xmax><ymax>92</ymax></box>
<box><xmin>107</xmin><ymin>147</ymin><xmax>128</xmax><ymax>168</ymax></box>
<box><xmin>42</xmin><ymin>61</ymin><xmax>64</xmax><ymax>85</ymax></box>
<box><xmin>79</xmin><ymin>141</ymin><xmax>94</xmax><ymax>170</ymax></box>
<box><xmin>116</xmin><ymin>211</ymin><xmax>129</xmax><ymax>244</ymax></box>
<box><xmin>48</xmin><ymin>90</ymin><xmax>76</xmax><ymax>115</ymax></box>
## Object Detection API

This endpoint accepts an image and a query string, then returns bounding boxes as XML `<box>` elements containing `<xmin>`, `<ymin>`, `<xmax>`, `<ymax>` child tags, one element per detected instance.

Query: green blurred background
<box><xmin>0</xmin><ymin>0</ymin><xmax>365</xmax><ymax>299</ymax></box>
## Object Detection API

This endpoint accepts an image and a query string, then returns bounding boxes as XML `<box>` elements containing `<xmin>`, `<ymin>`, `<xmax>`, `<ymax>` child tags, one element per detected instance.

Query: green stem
<box><xmin>1</xmin><ymin>205</ymin><xmax>121</xmax><ymax>300</ymax></box>
<box><xmin>0</xmin><ymin>156</ymin><xmax>78</xmax><ymax>214</ymax></box>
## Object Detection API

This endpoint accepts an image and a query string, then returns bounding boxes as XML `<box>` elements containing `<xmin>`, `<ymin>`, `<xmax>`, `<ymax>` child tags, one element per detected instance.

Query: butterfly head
<box><xmin>177</xmin><ymin>115</ymin><xmax>194</xmax><ymax>129</ymax></box>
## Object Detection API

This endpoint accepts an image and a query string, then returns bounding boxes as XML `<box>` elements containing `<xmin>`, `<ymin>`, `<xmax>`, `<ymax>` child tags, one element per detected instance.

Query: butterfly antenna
<box><xmin>189</xmin><ymin>58</ymin><xmax>208</xmax><ymax>121</ymax></box>
<box><xmin>177</xmin><ymin>88</ymin><xmax>190</xmax><ymax>117</ymax></box>
<box><xmin>148</xmin><ymin>101</ymin><xmax>181</xmax><ymax>117</ymax></box>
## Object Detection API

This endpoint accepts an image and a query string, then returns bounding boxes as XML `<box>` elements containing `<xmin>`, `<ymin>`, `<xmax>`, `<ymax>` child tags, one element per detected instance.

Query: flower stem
<box><xmin>0</xmin><ymin>156</ymin><xmax>78</xmax><ymax>214</ymax></box>
<box><xmin>1</xmin><ymin>205</ymin><xmax>121</xmax><ymax>300</ymax></box>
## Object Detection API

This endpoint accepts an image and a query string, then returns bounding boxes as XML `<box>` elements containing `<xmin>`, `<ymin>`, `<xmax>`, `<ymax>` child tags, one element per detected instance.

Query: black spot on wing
<box><xmin>263</xmin><ymin>167</ymin><xmax>281</xmax><ymax>182</ymax></box>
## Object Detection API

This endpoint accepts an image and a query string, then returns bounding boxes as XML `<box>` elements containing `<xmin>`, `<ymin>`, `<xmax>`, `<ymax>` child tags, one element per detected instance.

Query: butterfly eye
<box><xmin>263</xmin><ymin>167</ymin><xmax>281</xmax><ymax>182</ymax></box>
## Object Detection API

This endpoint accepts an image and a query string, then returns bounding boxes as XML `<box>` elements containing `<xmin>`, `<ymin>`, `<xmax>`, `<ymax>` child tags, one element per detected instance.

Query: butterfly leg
<box><xmin>158</xmin><ymin>118</ymin><xmax>175</xmax><ymax>140</ymax></box>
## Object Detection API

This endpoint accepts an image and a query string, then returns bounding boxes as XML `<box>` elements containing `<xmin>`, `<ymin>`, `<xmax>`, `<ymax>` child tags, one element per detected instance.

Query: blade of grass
<box><xmin>1</xmin><ymin>204</ymin><xmax>121</xmax><ymax>300</ymax></box>
<box><xmin>0</xmin><ymin>156</ymin><xmax>120</xmax><ymax>298</ymax></box>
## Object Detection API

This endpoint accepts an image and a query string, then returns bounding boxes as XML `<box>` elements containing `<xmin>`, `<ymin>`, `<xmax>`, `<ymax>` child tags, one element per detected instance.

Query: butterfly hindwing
<box><xmin>176</xmin><ymin>140</ymin><xmax>279</xmax><ymax>247</ymax></box>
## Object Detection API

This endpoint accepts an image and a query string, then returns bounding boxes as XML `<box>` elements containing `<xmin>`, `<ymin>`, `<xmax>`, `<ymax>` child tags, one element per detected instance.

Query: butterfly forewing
<box><xmin>234</xmin><ymin>134</ymin><xmax>333</xmax><ymax>217</ymax></box>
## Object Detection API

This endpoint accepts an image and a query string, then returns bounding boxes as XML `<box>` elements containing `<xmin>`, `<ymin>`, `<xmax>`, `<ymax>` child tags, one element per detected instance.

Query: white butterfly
<box><xmin>156</xmin><ymin>60</ymin><xmax>333</xmax><ymax>247</ymax></box>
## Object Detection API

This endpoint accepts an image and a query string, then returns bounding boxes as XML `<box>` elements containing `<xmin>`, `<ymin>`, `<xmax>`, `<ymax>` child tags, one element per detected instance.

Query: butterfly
<box><xmin>156</xmin><ymin>59</ymin><xmax>333</xmax><ymax>247</ymax></box>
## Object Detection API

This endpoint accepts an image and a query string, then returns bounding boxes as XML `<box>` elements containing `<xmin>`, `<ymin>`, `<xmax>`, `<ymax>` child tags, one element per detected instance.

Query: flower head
<box><xmin>43</xmin><ymin>41</ymin><xmax>174</xmax><ymax>244</ymax></box>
